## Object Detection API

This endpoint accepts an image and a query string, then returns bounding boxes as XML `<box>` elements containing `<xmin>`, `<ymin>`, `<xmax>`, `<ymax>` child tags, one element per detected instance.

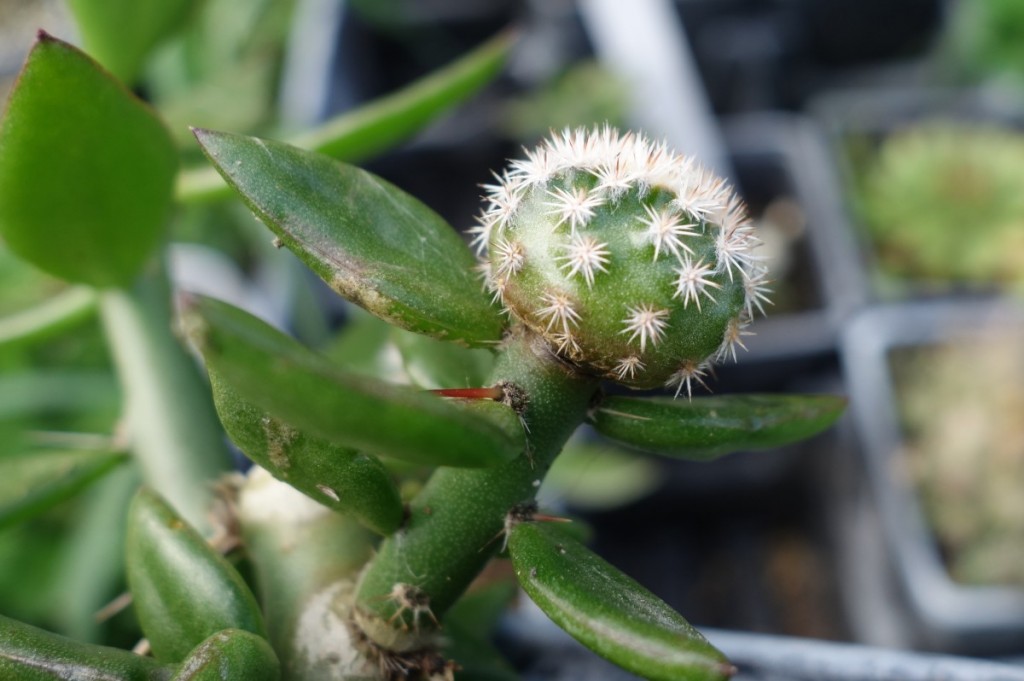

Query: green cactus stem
<box><xmin>352</xmin><ymin>327</ymin><xmax>600</xmax><ymax>652</ymax></box>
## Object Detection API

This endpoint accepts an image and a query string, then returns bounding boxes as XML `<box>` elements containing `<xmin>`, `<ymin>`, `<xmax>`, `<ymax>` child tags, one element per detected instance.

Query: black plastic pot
<box><xmin>838</xmin><ymin>299</ymin><xmax>1024</xmax><ymax>654</ymax></box>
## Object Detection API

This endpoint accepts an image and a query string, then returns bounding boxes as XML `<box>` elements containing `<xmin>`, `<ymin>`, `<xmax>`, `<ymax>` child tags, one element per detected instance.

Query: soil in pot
<box><xmin>892</xmin><ymin>329</ymin><xmax>1024</xmax><ymax>586</ymax></box>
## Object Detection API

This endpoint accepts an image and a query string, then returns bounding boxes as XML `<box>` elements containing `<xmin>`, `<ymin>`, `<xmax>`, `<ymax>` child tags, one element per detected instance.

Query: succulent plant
<box><xmin>473</xmin><ymin>127</ymin><xmax>768</xmax><ymax>393</ymax></box>
<box><xmin>0</xmin><ymin>27</ymin><xmax>844</xmax><ymax>681</ymax></box>
<box><xmin>858</xmin><ymin>123</ymin><xmax>1024</xmax><ymax>289</ymax></box>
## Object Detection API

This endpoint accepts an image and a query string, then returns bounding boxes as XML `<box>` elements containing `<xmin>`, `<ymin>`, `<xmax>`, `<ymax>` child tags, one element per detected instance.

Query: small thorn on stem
<box><xmin>429</xmin><ymin>386</ymin><xmax>504</xmax><ymax>400</ymax></box>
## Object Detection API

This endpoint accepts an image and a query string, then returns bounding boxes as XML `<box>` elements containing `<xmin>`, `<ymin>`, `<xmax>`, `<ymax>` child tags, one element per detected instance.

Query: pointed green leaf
<box><xmin>171</xmin><ymin>629</ymin><xmax>280</xmax><ymax>681</ymax></box>
<box><xmin>209</xmin><ymin>371</ymin><xmax>403</xmax><ymax>536</ymax></box>
<box><xmin>66</xmin><ymin>0</ymin><xmax>197</xmax><ymax>83</ymax></box>
<box><xmin>192</xmin><ymin>129</ymin><xmax>504</xmax><ymax>346</ymax></box>
<box><xmin>187</xmin><ymin>296</ymin><xmax>523</xmax><ymax>468</ymax></box>
<box><xmin>508</xmin><ymin>522</ymin><xmax>734</xmax><ymax>681</ymax></box>
<box><xmin>177</xmin><ymin>29</ymin><xmax>515</xmax><ymax>204</ymax></box>
<box><xmin>589</xmin><ymin>394</ymin><xmax>846</xmax><ymax>461</ymax></box>
<box><xmin>0</xmin><ymin>34</ymin><xmax>177</xmax><ymax>288</ymax></box>
<box><xmin>0</xmin><ymin>613</ymin><xmax>172</xmax><ymax>681</ymax></box>
<box><xmin>0</xmin><ymin>450</ymin><xmax>127</xmax><ymax>530</ymax></box>
<box><xmin>126</xmin><ymin>488</ymin><xmax>267</xmax><ymax>663</ymax></box>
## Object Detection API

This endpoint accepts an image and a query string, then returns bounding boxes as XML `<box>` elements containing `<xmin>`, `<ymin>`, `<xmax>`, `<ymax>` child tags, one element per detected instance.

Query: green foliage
<box><xmin>0</xmin><ymin>34</ymin><xmax>177</xmax><ymax>288</ymax></box>
<box><xmin>589</xmin><ymin>394</ymin><xmax>846</xmax><ymax>460</ymax></box>
<box><xmin>192</xmin><ymin>129</ymin><xmax>505</xmax><ymax>345</ymax></box>
<box><xmin>187</xmin><ymin>296</ymin><xmax>524</xmax><ymax>468</ymax></box>
<box><xmin>508</xmin><ymin>522</ymin><xmax>734</xmax><ymax>681</ymax></box>
<box><xmin>66</xmin><ymin>0</ymin><xmax>198</xmax><ymax>84</ymax></box>
<box><xmin>0</xmin><ymin>613</ymin><xmax>171</xmax><ymax>680</ymax></box>
<box><xmin>858</xmin><ymin>123</ymin><xmax>1024</xmax><ymax>288</ymax></box>
<box><xmin>210</xmin><ymin>372</ymin><xmax>404</xmax><ymax>536</ymax></box>
<box><xmin>125</xmin><ymin>488</ymin><xmax>267</xmax><ymax>662</ymax></box>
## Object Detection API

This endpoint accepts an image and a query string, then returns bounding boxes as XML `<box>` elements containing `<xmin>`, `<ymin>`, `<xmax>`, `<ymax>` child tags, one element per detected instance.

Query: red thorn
<box><xmin>533</xmin><ymin>514</ymin><xmax>572</xmax><ymax>524</ymax></box>
<box><xmin>430</xmin><ymin>386</ymin><xmax>504</xmax><ymax>400</ymax></box>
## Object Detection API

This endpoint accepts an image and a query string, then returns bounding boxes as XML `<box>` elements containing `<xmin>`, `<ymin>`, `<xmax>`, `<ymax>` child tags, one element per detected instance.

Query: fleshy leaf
<box><xmin>186</xmin><ymin>296</ymin><xmax>523</xmax><ymax>468</ymax></box>
<box><xmin>192</xmin><ymin>128</ymin><xmax>504</xmax><ymax>346</ymax></box>
<box><xmin>589</xmin><ymin>394</ymin><xmax>846</xmax><ymax>461</ymax></box>
<box><xmin>126</xmin><ymin>488</ymin><xmax>267</xmax><ymax>663</ymax></box>
<box><xmin>0</xmin><ymin>613</ymin><xmax>172</xmax><ymax>680</ymax></box>
<box><xmin>66</xmin><ymin>0</ymin><xmax>197</xmax><ymax>83</ymax></box>
<box><xmin>210</xmin><ymin>371</ymin><xmax>403</xmax><ymax>536</ymax></box>
<box><xmin>0</xmin><ymin>450</ymin><xmax>126</xmax><ymax>530</ymax></box>
<box><xmin>0</xmin><ymin>33</ymin><xmax>177</xmax><ymax>288</ymax></box>
<box><xmin>171</xmin><ymin>629</ymin><xmax>280</xmax><ymax>681</ymax></box>
<box><xmin>508</xmin><ymin>522</ymin><xmax>734</xmax><ymax>681</ymax></box>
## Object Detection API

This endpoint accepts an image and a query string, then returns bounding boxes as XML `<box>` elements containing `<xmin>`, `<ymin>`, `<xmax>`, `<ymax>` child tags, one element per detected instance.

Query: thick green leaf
<box><xmin>67</xmin><ymin>0</ymin><xmax>197</xmax><ymax>83</ymax></box>
<box><xmin>0</xmin><ymin>613</ymin><xmax>172</xmax><ymax>681</ymax></box>
<box><xmin>0</xmin><ymin>450</ymin><xmax>126</xmax><ymax>530</ymax></box>
<box><xmin>0</xmin><ymin>33</ymin><xmax>177</xmax><ymax>288</ymax></box>
<box><xmin>171</xmin><ymin>629</ymin><xmax>280</xmax><ymax>681</ymax></box>
<box><xmin>176</xmin><ymin>29</ymin><xmax>515</xmax><ymax>204</ymax></box>
<box><xmin>192</xmin><ymin>129</ymin><xmax>505</xmax><ymax>346</ymax></box>
<box><xmin>589</xmin><ymin>394</ymin><xmax>846</xmax><ymax>461</ymax></box>
<box><xmin>126</xmin><ymin>488</ymin><xmax>267</xmax><ymax>663</ymax></box>
<box><xmin>187</xmin><ymin>296</ymin><xmax>523</xmax><ymax>468</ymax></box>
<box><xmin>210</xmin><ymin>371</ymin><xmax>403</xmax><ymax>536</ymax></box>
<box><xmin>508</xmin><ymin>523</ymin><xmax>734</xmax><ymax>681</ymax></box>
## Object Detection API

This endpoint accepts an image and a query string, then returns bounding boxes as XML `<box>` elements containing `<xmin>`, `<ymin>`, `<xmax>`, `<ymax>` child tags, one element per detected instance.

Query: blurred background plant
<box><xmin>853</xmin><ymin>123</ymin><xmax>1024</xmax><ymax>294</ymax></box>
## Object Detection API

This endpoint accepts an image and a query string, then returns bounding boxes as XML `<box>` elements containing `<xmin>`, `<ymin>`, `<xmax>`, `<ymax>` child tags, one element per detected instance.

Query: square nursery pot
<box><xmin>811</xmin><ymin>85</ymin><xmax>1024</xmax><ymax>307</ymax></box>
<box><xmin>838</xmin><ymin>298</ymin><xmax>1024</xmax><ymax>654</ymax></box>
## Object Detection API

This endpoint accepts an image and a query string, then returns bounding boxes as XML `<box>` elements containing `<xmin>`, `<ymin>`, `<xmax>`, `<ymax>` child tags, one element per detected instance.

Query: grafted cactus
<box><xmin>474</xmin><ymin>127</ymin><xmax>769</xmax><ymax>393</ymax></box>
<box><xmin>0</xmin><ymin>29</ymin><xmax>845</xmax><ymax>681</ymax></box>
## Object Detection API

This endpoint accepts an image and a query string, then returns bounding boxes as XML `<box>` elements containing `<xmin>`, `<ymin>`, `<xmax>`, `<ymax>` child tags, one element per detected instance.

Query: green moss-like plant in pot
<box><xmin>855</xmin><ymin>122</ymin><xmax>1024</xmax><ymax>297</ymax></box>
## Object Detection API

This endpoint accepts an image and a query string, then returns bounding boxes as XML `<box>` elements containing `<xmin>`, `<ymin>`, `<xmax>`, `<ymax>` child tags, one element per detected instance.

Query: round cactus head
<box><xmin>472</xmin><ymin>127</ymin><xmax>770</xmax><ymax>395</ymax></box>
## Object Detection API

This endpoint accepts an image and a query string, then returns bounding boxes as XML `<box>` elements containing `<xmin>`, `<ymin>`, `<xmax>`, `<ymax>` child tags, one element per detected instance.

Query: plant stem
<box><xmin>98</xmin><ymin>264</ymin><xmax>230</xmax><ymax>534</ymax></box>
<box><xmin>353</xmin><ymin>327</ymin><xmax>599</xmax><ymax>645</ymax></box>
<box><xmin>0</xmin><ymin>286</ymin><xmax>96</xmax><ymax>351</ymax></box>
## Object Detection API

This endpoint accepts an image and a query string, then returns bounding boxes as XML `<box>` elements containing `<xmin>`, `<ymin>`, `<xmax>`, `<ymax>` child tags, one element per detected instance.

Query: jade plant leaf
<box><xmin>0</xmin><ymin>450</ymin><xmax>126</xmax><ymax>531</ymax></box>
<box><xmin>125</xmin><ymin>488</ymin><xmax>267</xmax><ymax>663</ymax></box>
<box><xmin>508</xmin><ymin>522</ymin><xmax>734</xmax><ymax>681</ymax></box>
<box><xmin>171</xmin><ymin>629</ymin><xmax>280</xmax><ymax>681</ymax></box>
<box><xmin>66</xmin><ymin>0</ymin><xmax>197</xmax><ymax>84</ymax></box>
<box><xmin>0</xmin><ymin>33</ymin><xmax>177</xmax><ymax>289</ymax></box>
<box><xmin>192</xmin><ymin>128</ymin><xmax>505</xmax><ymax>346</ymax></box>
<box><xmin>187</xmin><ymin>296</ymin><xmax>523</xmax><ymax>468</ymax></box>
<box><xmin>589</xmin><ymin>394</ymin><xmax>846</xmax><ymax>461</ymax></box>
<box><xmin>210</xmin><ymin>371</ymin><xmax>404</xmax><ymax>536</ymax></box>
<box><xmin>0</xmin><ymin>612</ymin><xmax>171</xmax><ymax>680</ymax></box>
